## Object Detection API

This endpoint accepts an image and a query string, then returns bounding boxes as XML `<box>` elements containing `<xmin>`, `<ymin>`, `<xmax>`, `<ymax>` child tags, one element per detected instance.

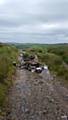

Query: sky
<box><xmin>0</xmin><ymin>0</ymin><xmax>68</xmax><ymax>43</ymax></box>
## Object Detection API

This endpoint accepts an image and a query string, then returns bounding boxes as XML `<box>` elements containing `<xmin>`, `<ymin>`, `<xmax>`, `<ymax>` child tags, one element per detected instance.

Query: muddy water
<box><xmin>5</xmin><ymin>69</ymin><xmax>68</xmax><ymax>120</ymax></box>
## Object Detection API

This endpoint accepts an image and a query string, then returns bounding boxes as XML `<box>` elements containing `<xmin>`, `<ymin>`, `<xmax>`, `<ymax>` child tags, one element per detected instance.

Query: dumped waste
<box><xmin>18</xmin><ymin>52</ymin><xmax>48</xmax><ymax>73</ymax></box>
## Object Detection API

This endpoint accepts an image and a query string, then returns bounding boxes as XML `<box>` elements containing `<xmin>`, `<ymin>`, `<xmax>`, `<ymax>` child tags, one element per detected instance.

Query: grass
<box><xmin>0</xmin><ymin>44</ymin><xmax>18</xmax><ymax>111</ymax></box>
<box><xmin>0</xmin><ymin>84</ymin><xmax>7</xmax><ymax>107</ymax></box>
<box><xmin>23</xmin><ymin>44</ymin><xmax>68</xmax><ymax>81</ymax></box>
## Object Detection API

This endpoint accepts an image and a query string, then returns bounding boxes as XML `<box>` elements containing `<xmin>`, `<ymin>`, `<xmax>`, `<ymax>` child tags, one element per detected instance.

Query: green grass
<box><xmin>23</xmin><ymin>44</ymin><xmax>68</xmax><ymax>81</ymax></box>
<box><xmin>0</xmin><ymin>44</ymin><xmax>18</xmax><ymax>110</ymax></box>
<box><xmin>0</xmin><ymin>84</ymin><xmax>7</xmax><ymax>107</ymax></box>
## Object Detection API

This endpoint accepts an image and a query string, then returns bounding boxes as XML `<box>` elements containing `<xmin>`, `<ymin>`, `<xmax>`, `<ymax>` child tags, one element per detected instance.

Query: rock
<box><xmin>31</xmin><ymin>69</ymin><xmax>35</xmax><ymax>73</ymax></box>
<box><xmin>0</xmin><ymin>117</ymin><xmax>3</xmax><ymax>120</ymax></box>
<box><xmin>38</xmin><ymin>80</ymin><xmax>44</xmax><ymax>85</ymax></box>
<box><xmin>21</xmin><ymin>106</ymin><xmax>24</xmax><ymax>112</ymax></box>
<box><xmin>38</xmin><ymin>111</ymin><xmax>42</xmax><ymax>115</ymax></box>
<box><xmin>48</xmin><ymin>98</ymin><xmax>54</xmax><ymax>103</ymax></box>
<box><xmin>25</xmin><ymin>108</ymin><xmax>30</xmax><ymax>114</ymax></box>
<box><xmin>61</xmin><ymin>115</ymin><xmax>68</xmax><ymax>120</ymax></box>
<box><xmin>64</xmin><ymin>95</ymin><xmax>68</xmax><ymax>101</ymax></box>
<box><xmin>57</xmin><ymin>117</ymin><xmax>60</xmax><ymax>120</ymax></box>
<box><xmin>42</xmin><ymin>109</ymin><xmax>48</xmax><ymax>115</ymax></box>
<box><xmin>51</xmin><ymin>99</ymin><xmax>54</xmax><ymax>102</ymax></box>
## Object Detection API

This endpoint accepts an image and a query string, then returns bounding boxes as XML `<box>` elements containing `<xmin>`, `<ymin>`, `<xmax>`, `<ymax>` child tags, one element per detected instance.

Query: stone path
<box><xmin>5</xmin><ymin>68</ymin><xmax>68</xmax><ymax>120</ymax></box>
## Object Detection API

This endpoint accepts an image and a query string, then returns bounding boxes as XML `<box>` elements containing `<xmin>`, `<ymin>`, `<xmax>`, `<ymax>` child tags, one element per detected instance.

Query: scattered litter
<box><xmin>61</xmin><ymin>115</ymin><xmax>68</xmax><ymax>120</ymax></box>
<box><xmin>35</xmin><ymin>67</ymin><xmax>42</xmax><ymax>73</ymax></box>
<box><xmin>44</xmin><ymin>65</ymin><xmax>48</xmax><ymax>70</ymax></box>
<box><xmin>18</xmin><ymin>53</ymin><xmax>50</xmax><ymax>74</ymax></box>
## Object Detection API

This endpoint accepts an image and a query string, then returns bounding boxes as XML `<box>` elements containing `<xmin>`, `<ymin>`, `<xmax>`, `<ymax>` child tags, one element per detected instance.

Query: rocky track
<box><xmin>4</xmin><ymin>68</ymin><xmax>68</xmax><ymax>120</ymax></box>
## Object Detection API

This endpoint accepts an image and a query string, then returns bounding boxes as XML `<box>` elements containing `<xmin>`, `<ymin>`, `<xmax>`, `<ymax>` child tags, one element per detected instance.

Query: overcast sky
<box><xmin>0</xmin><ymin>0</ymin><xmax>68</xmax><ymax>43</ymax></box>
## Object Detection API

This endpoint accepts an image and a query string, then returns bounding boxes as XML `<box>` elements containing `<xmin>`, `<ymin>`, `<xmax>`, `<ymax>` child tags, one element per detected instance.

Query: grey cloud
<box><xmin>0</xmin><ymin>0</ymin><xmax>68</xmax><ymax>43</ymax></box>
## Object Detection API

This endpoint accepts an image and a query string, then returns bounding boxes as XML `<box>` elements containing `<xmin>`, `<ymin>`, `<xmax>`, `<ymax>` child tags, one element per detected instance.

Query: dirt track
<box><xmin>5</xmin><ymin>68</ymin><xmax>68</xmax><ymax>120</ymax></box>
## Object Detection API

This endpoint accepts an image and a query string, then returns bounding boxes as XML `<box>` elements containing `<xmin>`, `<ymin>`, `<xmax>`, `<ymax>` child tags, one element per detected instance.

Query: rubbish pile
<box><xmin>18</xmin><ymin>52</ymin><xmax>48</xmax><ymax>73</ymax></box>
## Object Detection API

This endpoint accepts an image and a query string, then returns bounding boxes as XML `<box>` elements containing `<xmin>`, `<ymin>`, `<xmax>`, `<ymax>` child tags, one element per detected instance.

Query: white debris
<box><xmin>31</xmin><ymin>69</ymin><xmax>35</xmax><ymax>73</ymax></box>
<box><xmin>36</xmin><ymin>67</ymin><xmax>42</xmax><ymax>70</ymax></box>
<box><xmin>44</xmin><ymin>65</ymin><xmax>48</xmax><ymax>70</ymax></box>
<box><xmin>61</xmin><ymin>115</ymin><xmax>68</xmax><ymax>120</ymax></box>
